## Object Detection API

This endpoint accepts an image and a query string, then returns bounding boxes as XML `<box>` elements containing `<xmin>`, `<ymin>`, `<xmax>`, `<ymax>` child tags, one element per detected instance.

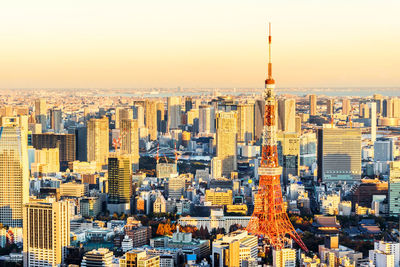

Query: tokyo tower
<box><xmin>246</xmin><ymin>23</ymin><xmax>308</xmax><ymax>252</ymax></box>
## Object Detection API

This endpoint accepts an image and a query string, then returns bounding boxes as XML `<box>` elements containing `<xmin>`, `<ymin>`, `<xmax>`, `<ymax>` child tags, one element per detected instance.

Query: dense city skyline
<box><xmin>1</xmin><ymin>2</ymin><xmax>400</xmax><ymax>267</ymax></box>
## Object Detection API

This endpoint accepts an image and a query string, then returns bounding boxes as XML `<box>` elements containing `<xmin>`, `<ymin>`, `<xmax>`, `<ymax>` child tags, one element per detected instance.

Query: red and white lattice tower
<box><xmin>246</xmin><ymin>23</ymin><xmax>308</xmax><ymax>252</ymax></box>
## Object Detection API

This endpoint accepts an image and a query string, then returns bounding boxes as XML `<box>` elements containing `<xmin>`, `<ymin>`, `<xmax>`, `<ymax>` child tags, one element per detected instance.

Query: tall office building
<box><xmin>35</xmin><ymin>98</ymin><xmax>47</xmax><ymax>130</ymax></box>
<box><xmin>156</xmin><ymin>101</ymin><xmax>165</xmax><ymax>133</ymax></box>
<box><xmin>277</xmin><ymin>132</ymin><xmax>300</xmax><ymax>184</ymax></box>
<box><xmin>50</xmin><ymin>108</ymin><xmax>62</xmax><ymax>133</ymax></box>
<box><xmin>133</xmin><ymin>105</ymin><xmax>145</xmax><ymax>128</ymax></box>
<box><xmin>167</xmin><ymin>96</ymin><xmax>181</xmax><ymax>130</ymax></box>
<box><xmin>342</xmin><ymin>99</ymin><xmax>351</xmax><ymax>115</ymax></box>
<box><xmin>108</xmin><ymin>155</ymin><xmax>132</xmax><ymax>214</ymax></box>
<box><xmin>374</xmin><ymin>94</ymin><xmax>384</xmax><ymax>115</ymax></box>
<box><xmin>393</xmin><ymin>98</ymin><xmax>400</xmax><ymax>118</ymax></box>
<box><xmin>382</xmin><ymin>97</ymin><xmax>400</xmax><ymax>118</ymax></box>
<box><xmin>145</xmin><ymin>100</ymin><xmax>158</xmax><ymax>140</ymax></box>
<box><xmin>237</xmin><ymin>103</ymin><xmax>254</xmax><ymax>143</ymax></box>
<box><xmin>216</xmin><ymin>111</ymin><xmax>237</xmax><ymax>177</ymax></box>
<box><xmin>23</xmin><ymin>200</ymin><xmax>70</xmax><ymax>267</ymax></box>
<box><xmin>389</xmin><ymin>162</ymin><xmax>400</xmax><ymax>216</ymax></box>
<box><xmin>317</xmin><ymin>128</ymin><xmax>362</xmax><ymax>182</ymax></box>
<box><xmin>199</xmin><ymin>105</ymin><xmax>215</xmax><ymax>134</ymax></box>
<box><xmin>120</xmin><ymin>119</ymin><xmax>139</xmax><ymax>170</ymax></box>
<box><xmin>326</xmin><ymin>99</ymin><xmax>334</xmax><ymax>115</ymax></box>
<box><xmin>0</xmin><ymin>116</ymin><xmax>29</xmax><ymax>227</ymax></box>
<box><xmin>254</xmin><ymin>99</ymin><xmax>265</xmax><ymax>141</ymax></box>
<box><xmin>68</xmin><ymin>126</ymin><xmax>87</xmax><ymax>162</ymax></box>
<box><xmin>359</xmin><ymin>103</ymin><xmax>370</xmax><ymax>118</ymax></box>
<box><xmin>374</xmin><ymin>138</ymin><xmax>394</xmax><ymax>162</ymax></box>
<box><xmin>35</xmin><ymin>98</ymin><xmax>47</xmax><ymax>116</ymax></box>
<box><xmin>370</xmin><ymin>102</ymin><xmax>377</xmax><ymax>143</ymax></box>
<box><xmin>309</xmin><ymin>94</ymin><xmax>317</xmax><ymax>116</ymax></box>
<box><xmin>185</xmin><ymin>97</ymin><xmax>193</xmax><ymax>112</ymax></box>
<box><xmin>277</xmin><ymin>99</ymin><xmax>296</xmax><ymax>133</ymax></box>
<box><xmin>87</xmin><ymin>117</ymin><xmax>109</xmax><ymax>165</ymax></box>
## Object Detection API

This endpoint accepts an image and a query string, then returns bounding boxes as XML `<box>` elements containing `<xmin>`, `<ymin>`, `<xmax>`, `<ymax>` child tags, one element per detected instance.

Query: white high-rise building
<box><xmin>370</xmin><ymin>102</ymin><xmax>377</xmax><ymax>143</ymax></box>
<box><xmin>0</xmin><ymin>116</ymin><xmax>29</xmax><ymax>227</ymax></box>
<box><xmin>199</xmin><ymin>105</ymin><xmax>215</xmax><ymax>134</ymax></box>
<box><xmin>369</xmin><ymin>241</ymin><xmax>400</xmax><ymax>267</ymax></box>
<box><xmin>167</xmin><ymin>96</ymin><xmax>181</xmax><ymax>130</ymax></box>
<box><xmin>23</xmin><ymin>200</ymin><xmax>70</xmax><ymax>267</ymax></box>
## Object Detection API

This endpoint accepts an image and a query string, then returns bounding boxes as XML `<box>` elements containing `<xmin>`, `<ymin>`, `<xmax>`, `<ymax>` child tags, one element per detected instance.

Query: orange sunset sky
<box><xmin>0</xmin><ymin>0</ymin><xmax>399</xmax><ymax>89</ymax></box>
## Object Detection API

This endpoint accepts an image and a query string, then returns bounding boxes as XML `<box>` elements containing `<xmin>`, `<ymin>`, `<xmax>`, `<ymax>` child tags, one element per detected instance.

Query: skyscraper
<box><xmin>87</xmin><ymin>117</ymin><xmax>109</xmax><ymax>165</ymax></box>
<box><xmin>254</xmin><ymin>99</ymin><xmax>265</xmax><ymax>141</ymax></box>
<box><xmin>374</xmin><ymin>138</ymin><xmax>394</xmax><ymax>162</ymax></box>
<box><xmin>317</xmin><ymin>128</ymin><xmax>362</xmax><ymax>182</ymax></box>
<box><xmin>145</xmin><ymin>100</ymin><xmax>158</xmax><ymax>141</ymax></box>
<box><xmin>0</xmin><ymin>116</ymin><xmax>29</xmax><ymax>227</ymax></box>
<box><xmin>108</xmin><ymin>155</ymin><xmax>132</xmax><ymax>214</ymax></box>
<box><xmin>237</xmin><ymin>103</ymin><xmax>254</xmax><ymax>143</ymax></box>
<box><xmin>216</xmin><ymin>111</ymin><xmax>237</xmax><ymax>178</ymax></box>
<box><xmin>373</xmin><ymin>94</ymin><xmax>384</xmax><ymax>115</ymax></box>
<box><xmin>35</xmin><ymin>98</ymin><xmax>47</xmax><ymax>131</ymax></box>
<box><xmin>389</xmin><ymin>162</ymin><xmax>400</xmax><ymax>216</ymax></box>
<box><xmin>277</xmin><ymin>132</ymin><xmax>300</xmax><ymax>184</ymax></box>
<box><xmin>359</xmin><ymin>103</ymin><xmax>370</xmax><ymax>118</ymax></box>
<box><xmin>326</xmin><ymin>99</ymin><xmax>334</xmax><ymax>115</ymax></box>
<box><xmin>120</xmin><ymin>119</ymin><xmax>139</xmax><ymax>171</ymax></box>
<box><xmin>132</xmin><ymin>105</ymin><xmax>145</xmax><ymax>128</ymax></box>
<box><xmin>309</xmin><ymin>94</ymin><xmax>317</xmax><ymax>116</ymax></box>
<box><xmin>156</xmin><ymin>101</ymin><xmax>165</xmax><ymax>133</ymax></box>
<box><xmin>185</xmin><ymin>97</ymin><xmax>193</xmax><ymax>112</ymax></box>
<box><xmin>23</xmin><ymin>200</ymin><xmax>70</xmax><ymax>267</ymax></box>
<box><xmin>199</xmin><ymin>105</ymin><xmax>215</xmax><ymax>134</ymax></box>
<box><xmin>50</xmin><ymin>108</ymin><xmax>62</xmax><ymax>133</ymax></box>
<box><xmin>383</xmin><ymin>98</ymin><xmax>394</xmax><ymax>118</ymax></box>
<box><xmin>35</xmin><ymin>98</ymin><xmax>47</xmax><ymax>116</ymax></box>
<box><xmin>277</xmin><ymin>99</ymin><xmax>296</xmax><ymax>133</ymax></box>
<box><xmin>342</xmin><ymin>99</ymin><xmax>351</xmax><ymax>115</ymax></box>
<box><xmin>370</xmin><ymin>102</ymin><xmax>377</xmax><ymax>143</ymax></box>
<box><xmin>69</xmin><ymin>126</ymin><xmax>87</xmax><ymax>162</ymax></box>
<box><xmin>167</xmin><ymin>96</ymin><xmax>181</xmax><ymax>130</ymax></box>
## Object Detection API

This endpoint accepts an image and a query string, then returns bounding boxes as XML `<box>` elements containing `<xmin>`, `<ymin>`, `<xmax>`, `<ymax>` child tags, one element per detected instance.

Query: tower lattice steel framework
<box><xmin>246</xmin><ymin>23</ymin><xmax>308</xmax><ymax>252</ymax></box>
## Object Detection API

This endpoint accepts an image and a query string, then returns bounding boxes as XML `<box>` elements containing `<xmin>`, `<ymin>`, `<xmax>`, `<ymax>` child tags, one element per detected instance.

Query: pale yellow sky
<box><xmin>0</xmin><ymin>0</ymin><xmax>399</xmax><ymax>88</ymax></box>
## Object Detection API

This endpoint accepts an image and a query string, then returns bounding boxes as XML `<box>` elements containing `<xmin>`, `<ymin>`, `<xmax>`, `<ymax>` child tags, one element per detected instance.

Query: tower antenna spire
<box><xmin>268</xmin><ymin>22</ymin><xmax>272</xmax><ymax>79</ymax></box>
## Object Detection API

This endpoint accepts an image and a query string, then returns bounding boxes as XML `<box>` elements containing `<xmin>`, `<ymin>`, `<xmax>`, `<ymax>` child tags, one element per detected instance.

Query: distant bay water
<box><xmin>96</xmin><ymin>87</ymin><xmax>399</xmax><ymax>98</ymax></box>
